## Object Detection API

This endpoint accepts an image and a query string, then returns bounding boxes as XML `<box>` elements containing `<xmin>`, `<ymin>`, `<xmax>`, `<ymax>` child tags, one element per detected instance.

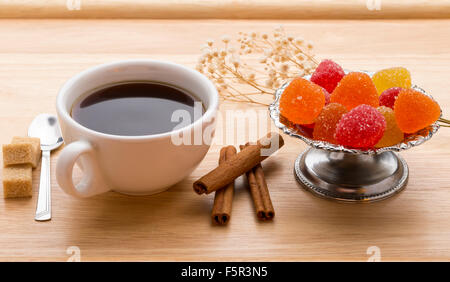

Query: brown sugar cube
<box><xmin>12</xmin><ymin>136</ymin><xmax>41</xmax><ymax>168</ymax></box>
<box><xmin>3</xmin><ymin>164</ymin><xmax>32</xmax><ymax>198</ymax></box>
<box><xmin>3</xmin><ymin>143</ymin><xmax>34</xmax><ymax>167</ymax></box>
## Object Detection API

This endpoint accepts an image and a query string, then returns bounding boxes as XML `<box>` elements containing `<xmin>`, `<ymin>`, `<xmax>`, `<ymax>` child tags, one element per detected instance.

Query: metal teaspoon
<box><xmin>28</xmin><ymin>114</ymin><xmax>64</xmax><ymax>221</ymax></box>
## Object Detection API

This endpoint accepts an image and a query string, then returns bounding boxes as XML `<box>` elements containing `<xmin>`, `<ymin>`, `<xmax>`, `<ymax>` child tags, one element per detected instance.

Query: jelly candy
<box><xmin>394</xmin><ymin>89</ymin><xmax>440</xmax><ymax>133</ymax></box>
<box><xmin>280</xmin><ymin>77</ymin><xmax>326</xmax><ymax>124</ymax></box>
<box><xmin>295</xmin><ymin>124</ymin><xmax>314</xmax><ymax>138</ymax></box>
<box><xmin>310</xmin><ymin>59</ymin><xmax>345</xmax><ymax>93</ymax></box>
<box><xmin>375</xmin><ymin>106</ymin><xmax>404</xmax><ymax>148</ymax></box>
<box><xmin>330</xmin><ymin>72</ymin><xmax>379</xmax><ymax>110</ymax></box>
<box><xmin>302</xmin><ymin>123</ymin><xmax>315</xmax><ymax>129</ymax></box>
<box><xmin>313</xmin><ymin>103</ymin><xmax>348</xmax><ymax>144</ymax></box>
<box><xmin>324</xmin><ymin>89</ymin><xmax>331</xmax><ymax>105</ymax></box>
<box><xmin>372</xmin><ymin>67</ymin><xmax>411</xmax><ymax>95</ymax></box>
<box><xmin>379</xmin><ymin>87</ymin><xmax>402</xmax><ymax>109</ymax></box>
<box><xmin>335</xmin><ymin>104</ymin><xmax>386</xmax><ymax>148</ymax></box>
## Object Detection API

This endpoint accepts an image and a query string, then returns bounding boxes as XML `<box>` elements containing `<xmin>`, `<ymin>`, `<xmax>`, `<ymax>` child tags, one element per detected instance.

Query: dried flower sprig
<box><xmin>196</xmin><ymin>26</ymin><xmax>318</xmax><ymax>106</ymax></box>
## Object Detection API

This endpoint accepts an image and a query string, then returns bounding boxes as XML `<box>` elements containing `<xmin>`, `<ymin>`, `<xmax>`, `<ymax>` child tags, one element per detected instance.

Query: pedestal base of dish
<box><xmin>294</xmin><ymin>148</ymin><xmax>409</xmax><ymax>202</ymax></box>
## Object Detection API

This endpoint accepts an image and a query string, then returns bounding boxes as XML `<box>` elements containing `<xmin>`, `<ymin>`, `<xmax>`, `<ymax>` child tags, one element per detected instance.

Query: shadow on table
<box><xmin>291</xmin><ymin>179</ymin><xmax>431</xmax><ymax>239</ymax></box>
<box><xmin>62</xmin><ymin>179</ymin><xmax>212</xmax><ymax>246</ymax></box>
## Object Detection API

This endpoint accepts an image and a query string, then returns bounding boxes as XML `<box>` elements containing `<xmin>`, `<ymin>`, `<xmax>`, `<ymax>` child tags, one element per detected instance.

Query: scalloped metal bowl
<box><xmin>269</xmin><ymin>71</ymin><xmax>441</xmax><ymax>202</ymax></box>
<box><xmin>269</xmin><ymin>74</ymin><xmax>441</xmax><ymax>155</ymax></box>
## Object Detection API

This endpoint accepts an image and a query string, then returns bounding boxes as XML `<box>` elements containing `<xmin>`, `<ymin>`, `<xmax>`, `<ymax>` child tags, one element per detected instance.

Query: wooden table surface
<box><xmin>0</xmin><ymin>19</ymin><xmax>449</xmax><ymax>262</ymax></box>
<box><xmin>2</xmin><ymin>0</ymin><xmax>450</xmax><ymax>19</ymax></box>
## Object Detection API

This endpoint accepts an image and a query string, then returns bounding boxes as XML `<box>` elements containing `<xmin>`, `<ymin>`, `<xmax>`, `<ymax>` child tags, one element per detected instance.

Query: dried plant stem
<box><xmin>438</xmin><ymin>117</ymin><xmax>450</xmax><ymax>127</ymax></box>
<box><xmin>196</xmin><ymin>26</ymin><xmax>317</xmax><ymax>105</ymax></box>
<box><xmin>289</xmin><ymin>42</ymin><xmax>318</xmax><ymax>65</ymax></box>
<box><xmin>226</xmin><ymin>65</ymin><xmax>272</xmax><ymax>95</ymax></box>
<box><xmin>219</xmin><ymin>76</ymin><xmax>268</xmax><ymax>105</ymax></box>
<box><xmin>438</xmin><ymin>117</ymin><xmax>450</xmax><ymax>124</ymax></box>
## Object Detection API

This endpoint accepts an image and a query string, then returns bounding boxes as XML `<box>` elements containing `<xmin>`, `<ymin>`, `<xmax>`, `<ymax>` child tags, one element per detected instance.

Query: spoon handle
<box><xmin>35</xmin><ymin>150</ymin><xmax>51</xmax><ymax>221</ymax></box>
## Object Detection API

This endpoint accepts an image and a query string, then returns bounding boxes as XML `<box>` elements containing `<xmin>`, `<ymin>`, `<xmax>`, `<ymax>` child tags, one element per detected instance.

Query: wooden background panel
<box><xmin>0</xmin><ymin>0</ymin><xmax>449</xmax><ymax>19</ymax></box>
<box><xmin>0</xmin><ymin>19</ymin><xmax>449</xmax><ymax>261</ymax></box>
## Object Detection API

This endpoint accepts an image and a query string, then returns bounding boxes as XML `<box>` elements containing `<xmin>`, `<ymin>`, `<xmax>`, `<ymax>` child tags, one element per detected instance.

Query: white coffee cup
<box><xmin>55</xmin><ymin>59</ymin><xmax>218</xmax><ymax>197</ymax></box>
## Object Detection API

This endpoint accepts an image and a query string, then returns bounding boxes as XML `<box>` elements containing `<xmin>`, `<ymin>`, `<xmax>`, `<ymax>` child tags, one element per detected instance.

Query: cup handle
<box><xmin>56</xmin><ymin>140</ymin><xmax>110</xmax><ymax>197</ymax></box>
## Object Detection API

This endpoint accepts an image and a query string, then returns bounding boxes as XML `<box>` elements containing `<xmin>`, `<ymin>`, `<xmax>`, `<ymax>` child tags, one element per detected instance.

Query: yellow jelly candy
<box><xmin>372</xmin><ymin>67</ymin><xmax>411</xmax><ymax>95</ymax></box>
<box><xmin>375</xmin><ymin>106</ymin><xmax>404</xmax><ymax>148</ymax></box>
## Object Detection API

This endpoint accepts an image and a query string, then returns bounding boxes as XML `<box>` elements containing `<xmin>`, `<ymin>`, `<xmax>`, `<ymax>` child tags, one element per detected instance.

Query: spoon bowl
<box><xmin>29</xmin><ymin>114</ymin><xmax>64</xmax><ymax>150</ymax></box>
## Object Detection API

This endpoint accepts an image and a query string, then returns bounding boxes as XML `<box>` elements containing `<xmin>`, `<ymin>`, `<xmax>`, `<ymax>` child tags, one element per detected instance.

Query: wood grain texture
<box><xmin>0</xmin><ymin>19</ymin><xmax>449</xmax><ymax>261</ymax></box>
<box><xmin>0</xmin><ymin>0</ymin><xmax>450</xmax><ymax>19</ymax></box>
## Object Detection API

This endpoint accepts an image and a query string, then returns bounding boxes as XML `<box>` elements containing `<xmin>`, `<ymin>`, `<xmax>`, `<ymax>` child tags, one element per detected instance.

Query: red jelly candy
<box><xmin>335</xmin><ymin>104</ymin><xmax>386</xmax><ymax>148</ymax></box>
<box><xmin>310</xmin><ymin>59</ymin><xmax>345</xmax><ymax>93</ymax></box>
<box><xmin>379</xmin><ymin>87</ymin><xmax>402</xmax><ymax>109</ymax></box>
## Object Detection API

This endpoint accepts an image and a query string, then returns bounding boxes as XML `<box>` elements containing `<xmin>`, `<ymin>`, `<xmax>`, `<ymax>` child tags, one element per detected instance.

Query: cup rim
<box><xmin>56</xmin><ymin>59</ymin><xmax>219</xmax><ymax>141</ymax></box>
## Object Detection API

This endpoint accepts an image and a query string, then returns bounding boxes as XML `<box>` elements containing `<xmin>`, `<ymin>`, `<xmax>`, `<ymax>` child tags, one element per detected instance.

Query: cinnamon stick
<box><xmin>193</xmin><ymin>132</ymin><xmax>284</xmax><ymax>195</ymax></box>
<box><xmin>240</xmin><ymin>144</ymin><xmax>275</xmax><ymax>221</ymax></box>
<box><xmin>211</xmin><ymin>146</ymin><xmax>236</xmax><ymax>225</ymax></box>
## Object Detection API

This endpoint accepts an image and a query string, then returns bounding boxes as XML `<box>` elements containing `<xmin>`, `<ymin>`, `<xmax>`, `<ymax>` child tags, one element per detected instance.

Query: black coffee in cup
<box><xmin>71</xmin><ymin>81</ymin><xmax>203</xmax><ymax>136</ymax></box>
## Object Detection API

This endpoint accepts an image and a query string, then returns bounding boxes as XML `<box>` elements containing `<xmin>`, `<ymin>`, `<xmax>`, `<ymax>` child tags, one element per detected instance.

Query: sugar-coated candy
<box><xmin>324</xmin><ymin>89</ymin><xmax>331</xmax><ymax>105</ymax></box>
<box><xmin>372</xmin><ymin>67</ymin><xmax>411</xmax><ymax>95</ymax></box>
<box><xmin>295</xmin><ymin>124</ymin><xmax>314</xmax><ymax>138</ymax></box>
<box><xmin>330</xmin><ymin>72</ymin><xmax>379</xmax><ymax>111</ymax></box>
<box><xmin>379</xmin><ymin>87</ymin><xmax>402</xmax><ymax>109</ymax></box>
<box><xmin>335</xmin><ymin>105</ymin><xmax>386</xmax><ymax>148</ymax></box>
<box><xmin>310</xmin><ymin>59</ymin><xmax>345</xmax><ymax>93</ymax></box>
<box><xmin>375</xmin><ymin>106</ymin><xmax>404</xmax><ymax>148</ymax></box>
<box><xmin>302</xmin><ymin>123</ymin><xmax>315</xmax><ymax>129</ymax></box>
<box><xmin>394</xmin><ymin>89</ymin><xmax>440</xmax><ymax>133</ymax></box>
<box><xmin>280</xmin><ymin>77</ymin><xmax>326</xmax><ymax>124</ymax></box>
<box><xmin>313</xmin><ymin>103</ymin><xmax>348</xmax><ymax>144</ymax></box>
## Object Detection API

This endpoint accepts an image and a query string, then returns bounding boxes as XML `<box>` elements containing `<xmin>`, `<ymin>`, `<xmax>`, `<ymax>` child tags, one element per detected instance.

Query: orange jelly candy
<box><xmin>375</xmin><ymin>106</ymin><xmax>404</xmax><ymax>148</ymax></box>
<box><xmin>313</xmin><ymin>103</ymin><xmax>348</xmax><ymax>144</ymax></box>
<box><xmin>330</xmin><ymin>72</ymin><xmax>379</xmax><ymax>111</ymax></box>
<box><xmin>394</xmin><ymin>89</ymin><xmax>441</xmax><ymax>133</ymax></box>
<box><xmin>280</xmin><ymin>77</ymin><xmax>326</xmax><ymax>124</ymax></box>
